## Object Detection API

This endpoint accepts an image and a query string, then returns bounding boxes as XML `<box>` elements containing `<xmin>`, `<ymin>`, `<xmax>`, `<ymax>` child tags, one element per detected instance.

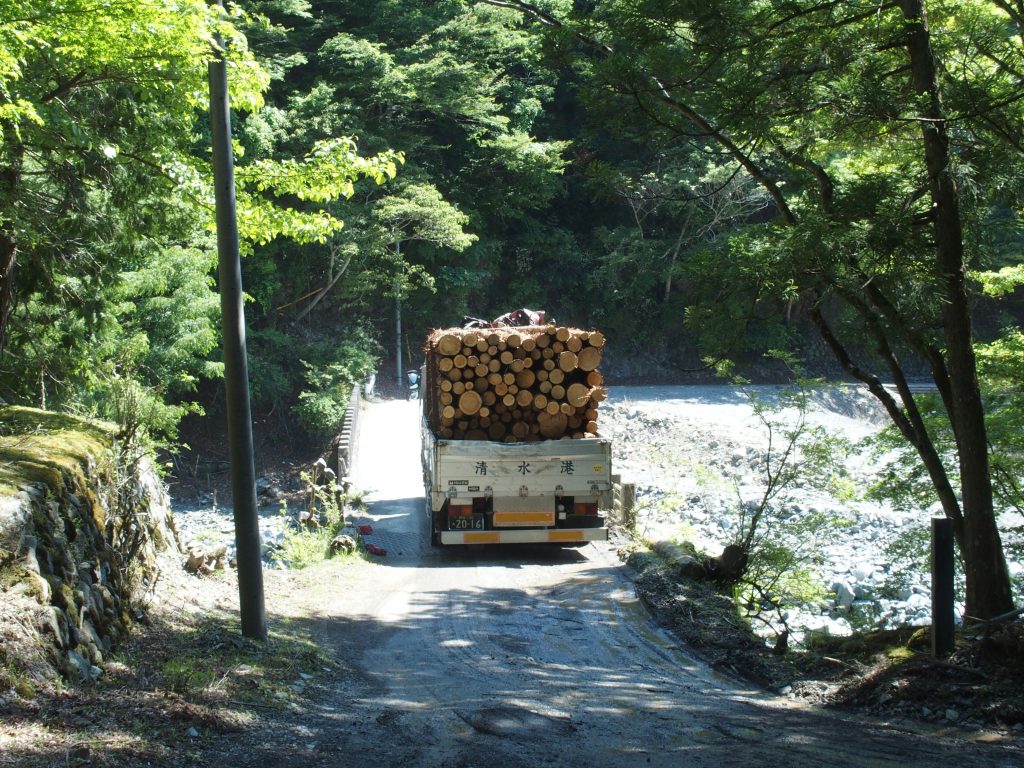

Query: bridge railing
<box><xmin>334</xmin><ymin>381</ymin><xmax>364</xmax><ymax>491</ymax></box>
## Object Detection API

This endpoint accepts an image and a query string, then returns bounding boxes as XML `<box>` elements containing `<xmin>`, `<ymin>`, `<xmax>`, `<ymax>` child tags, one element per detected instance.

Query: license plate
<box><xmin>450</xmin><ymin>514</ymin><xmax>485</xmax><ymax>531</ymax></box>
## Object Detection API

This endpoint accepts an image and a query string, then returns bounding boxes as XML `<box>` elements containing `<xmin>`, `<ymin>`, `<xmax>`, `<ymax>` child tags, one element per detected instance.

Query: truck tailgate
<box><xmin>434</xmin><ymin>437</ymin><xmax>612</xmax><ymax>500</ymax></box>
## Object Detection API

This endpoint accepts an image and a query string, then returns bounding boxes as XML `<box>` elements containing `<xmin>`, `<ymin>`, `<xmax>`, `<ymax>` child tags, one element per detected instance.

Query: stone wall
<box><xmin>0</xmin><ymin>409</ymin><xmax>178</xmax><ymax>686</ymax></box>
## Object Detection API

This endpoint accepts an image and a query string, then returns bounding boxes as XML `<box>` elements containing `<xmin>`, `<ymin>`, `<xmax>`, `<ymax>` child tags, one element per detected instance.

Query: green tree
<box><xmin>481</xmin><ymin>0</ymin><xmax>1022</xmax><ymax>618</ymax></box>
<box><xmin>0</xmin><ymin>0</ymin><xmax>267</xmax><ymax>353</ymax></box>
<box><xmin>0</xmin><ymin>0</ymin><xmax>400</xmax><ymax>443</ymax></box>
<box><xmin>233</xmin><ymin>0</ymin><xmax>572</xmax><ymax>389</ymax></box>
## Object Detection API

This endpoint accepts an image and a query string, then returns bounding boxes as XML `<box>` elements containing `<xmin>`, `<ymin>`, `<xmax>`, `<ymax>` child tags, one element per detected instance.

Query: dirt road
<box><xmin>298</xmin><ymin>397</ymin><xmax>1020</xmax><ymax>768</ymax></box>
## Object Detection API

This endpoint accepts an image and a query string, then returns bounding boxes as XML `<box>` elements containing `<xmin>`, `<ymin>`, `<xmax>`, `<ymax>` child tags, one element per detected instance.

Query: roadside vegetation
<box><xmin>623</xmin><ymin>525</ymin><xmax>1024</xmax><ymax>732</ymax></box>
<box><xmin>3</xmin><ymin>0</ymin><xmax>1022</xmax><ymax>619</ymax></box>
<box><xmin>614</xmin><ymin>377</ymin><xmax>1024</xmax><ymax>731</ymax></box>
<box><xmin>272</xmin><ymin>462</ymin><xmax>365</xmax><ymax>569</ymax></box>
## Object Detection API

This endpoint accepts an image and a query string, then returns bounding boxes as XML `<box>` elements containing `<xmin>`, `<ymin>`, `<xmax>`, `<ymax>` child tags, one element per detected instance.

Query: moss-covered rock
<box><xmin>0</xmin><ymin>405</ymin><xmax>176</xmax><ymax>694</ymax></box>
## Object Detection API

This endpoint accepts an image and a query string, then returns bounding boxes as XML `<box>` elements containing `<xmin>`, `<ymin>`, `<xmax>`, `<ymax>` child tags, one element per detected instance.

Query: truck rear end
<box><xmin>420</xmin><ymin>323</ymin><xmax>612</xmax><ymax>546</ymax></box>
<box><xmin>423</xmin><ymin>427</ymin><xmax>611</xmax><ymax>545</ymax></box>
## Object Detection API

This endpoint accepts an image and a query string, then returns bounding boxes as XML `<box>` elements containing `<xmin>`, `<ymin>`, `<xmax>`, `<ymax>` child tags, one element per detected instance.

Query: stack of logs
<box><xmin>424</xmin><ymin>326</ymin><xmax>607</xmax><ymax>441</ymax></box>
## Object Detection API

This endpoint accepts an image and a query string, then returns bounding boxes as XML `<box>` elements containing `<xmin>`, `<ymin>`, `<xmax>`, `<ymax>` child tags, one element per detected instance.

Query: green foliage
<box><xmin>276</xmin><ymin>528</ymin><xmax>332</xmax><ymax>570</ymax></box>
<box><xmin>162</xmin><ymin>657</ymin><xmax>217</xmax><ymax>694</ymax></box>
<box><xmin>0</xmin><ymin>648</ymin><xmax>36</xmax><ymax>700</ymax></box>
<box><xmin>713</xmin><ymin>376</ymin><xmax>853</xmax><ymax>638</ymax></box>
<box><xmin>294</xmin><ymin>384</ymin><xmax>352</xmax><ymax>442</ymax></box>
<box><xmin>235</xmin><ymin>138</ymin><xmax>403</xmax><ymax>246</ymax></box>
<box><xmin>864</xmin><ymin>396</ymin><xmax>957</xmax><ymax>514</ymax></box>
<box><xmin>975</xmin><ymin>265</ymin><xmax>1024</xmax><ymax>298</ymax></box>
<box><xmin>81</xmin><ymin>374</ymin><xmax>194</xmax><ymax>448</ymax></box>
<box><xmin>291</xmin><ymin>334</ymin><xmax>378</xmax><ymax>440</ymax></box>
<box><xmin>865</xmin><ymin>336</ymin><xmax>1024</xmax><ymax>521</ymax></box>
<box><xmin>881</xmin><ymin>526</ymin><xmax>931</xmax><ymax>598</ymax></box>
<box><xmin>977</xmin><ymin>329</ymin><xmax>1024</xmax><ymax>518</ymax></box>
<box><xmin>0</xmin><ymin>0</ymin><xmax>408</xmax><ymax>448</ymax></box>
<box><xmin>737</xmin><ymin>536</ymin><xmax>830</xmax><ymax>612</ymax></box>
<box><xmin>274</xmin><ymin>464</ymin><xmax>358</xmax><ymax>569</ymax></box>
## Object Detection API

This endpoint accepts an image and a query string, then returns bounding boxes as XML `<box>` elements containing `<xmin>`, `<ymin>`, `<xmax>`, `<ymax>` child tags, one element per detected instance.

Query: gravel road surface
<box><xmin>299</xmin><ymin>396</ymin><xmax>1021</xmax><ymax>768</ymax></box>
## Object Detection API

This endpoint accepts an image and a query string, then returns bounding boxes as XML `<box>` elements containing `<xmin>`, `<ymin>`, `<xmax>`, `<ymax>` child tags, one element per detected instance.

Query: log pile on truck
<box><xmin>424</xmin><ymin>325</ymin><xmax>608</xmax><ymax>442</ymax></box>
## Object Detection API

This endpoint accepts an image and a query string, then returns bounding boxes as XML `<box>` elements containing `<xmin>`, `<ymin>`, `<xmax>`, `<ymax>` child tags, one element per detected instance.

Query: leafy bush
<box><xmin>274</xmin><ymin>462</ymin><xmax>360</xmax><ymax>569</ymax></box>
<box><xmin>294</xmin><ymin>384</ymin><xmax>352</xmax><ymax>441</ymax></box>
<box><xmin>277</xmin><ymin>527</ymin><xmax>336</xmax><ymax>570</ymax></box>
<box><xmin>697</xmin><ymin>371</ymin><xmax>854</xmax><ymax>641</ymax></box>
<box><xmin>292</xmin><ymin>334</ymin><xmax>378</xmax><ymax>440</ymax></box>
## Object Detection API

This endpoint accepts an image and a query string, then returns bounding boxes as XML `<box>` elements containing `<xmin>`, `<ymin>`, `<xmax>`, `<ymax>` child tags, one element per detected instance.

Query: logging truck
<box><xmin>421</xmin><ymin>325</ymin><xmax>612</xmax><ymax>546</ymax></box>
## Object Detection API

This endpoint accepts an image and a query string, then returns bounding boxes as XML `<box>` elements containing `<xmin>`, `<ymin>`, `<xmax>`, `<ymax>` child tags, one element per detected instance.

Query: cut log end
<box><xmin>437</xmin><ymin>334</ymin><xmax>462</xmax><ymax>356</ymax></box>
<box><xmin>577</xmin><ymin>346</ymin><xmax>601</xmax><ymax>372</ymax></box>
<box><xmin>427</xmin><ymin>325</ymin><xmax>606</xmax><ymax>442</ymax></box>
<box><xmin>459</xmin><ymin>390</ymin><xmax>483</xmax><ymax>416</ymax></box>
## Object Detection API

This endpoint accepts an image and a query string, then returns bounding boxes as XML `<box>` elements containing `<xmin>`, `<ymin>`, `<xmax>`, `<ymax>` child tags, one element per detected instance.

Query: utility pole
<box><xmin>208</xmin><ymin>0</ymin><xmax>266</xmax><ymax>641</ymax></box>
<box><xmin>395</xmin><ymin>240</ymin><xmax>402</xmax><ymax>389</ymax></box>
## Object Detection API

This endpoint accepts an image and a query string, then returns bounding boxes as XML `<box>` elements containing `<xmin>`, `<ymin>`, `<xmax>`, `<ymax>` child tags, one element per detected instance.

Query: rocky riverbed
<box><xmin>603</xmin><ymin>384</ymin><xmax>1024</xmax><ymax>645</ymax></box>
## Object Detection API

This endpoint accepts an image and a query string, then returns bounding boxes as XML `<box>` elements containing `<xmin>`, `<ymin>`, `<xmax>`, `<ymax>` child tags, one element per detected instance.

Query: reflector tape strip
<box><xmin>492</xmin><ymin>511</ymin><xmax>556</xmax><ymax>527</ymax></box>
<box><xmin>439</xmin><ymin>528</ymin><xmax>608</xmax><ymax>545</ymax></box>
<box><xmin>463</xmin><ymin>532</ymin><xmax>501</xmax><ymax>544</ymax></box>
<box><xmin>547</xmin><ymin>530</ymin><xmax>585</xmax><ymax>542</ymax></box>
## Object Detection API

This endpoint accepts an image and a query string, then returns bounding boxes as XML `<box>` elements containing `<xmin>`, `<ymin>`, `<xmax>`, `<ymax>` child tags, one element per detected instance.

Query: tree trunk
<box><xmin>0</xmin><ymin>229</ymin><xmax>16</xmax><ymax>355</ymax></box>
<box><xmin>899</xmin><ymin>0</ymin><xmax>1013</xmax><ymax>619</ymax></box>
<box><xmin>0</xmin><ymin>127</ymin><xmax>23</xmax><ymax>354</ymax></box>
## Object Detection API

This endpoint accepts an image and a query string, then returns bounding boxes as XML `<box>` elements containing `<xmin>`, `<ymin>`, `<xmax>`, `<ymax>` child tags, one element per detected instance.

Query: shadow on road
<box><xmin>290</xmin><ymin>566</ymin><xmax>1021</xmax><ymax>768</ymax></box>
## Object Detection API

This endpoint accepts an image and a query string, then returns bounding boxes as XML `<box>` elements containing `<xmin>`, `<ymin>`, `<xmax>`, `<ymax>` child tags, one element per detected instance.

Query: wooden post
<box><xmin>932</xmin><ymin>516</ymin><xmax>955</xmax><ymax>657</ymax></box>
<box><xmin>620</xmin><ymin>483</ymin><xmax>636</xmax><ymax>533</ymax></box>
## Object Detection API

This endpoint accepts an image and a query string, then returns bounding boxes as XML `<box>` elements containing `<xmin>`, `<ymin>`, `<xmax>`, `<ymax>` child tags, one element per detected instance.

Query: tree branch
<box><xmin>773</xmin><ymin>143</ymin><xmax>835</xmax><ymax>217</ymax></box>
<box><xmin>291</xmin><ymin>244</ymin><xmax>354</xmax><ymax>324</ymax></box>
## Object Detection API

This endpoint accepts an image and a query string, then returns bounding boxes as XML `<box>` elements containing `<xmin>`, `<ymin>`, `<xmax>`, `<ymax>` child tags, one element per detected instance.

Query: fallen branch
<box><xmin>965</xmin><ymin>604</ymin><xmax>1024</xmax><ymax>627</ymax></box>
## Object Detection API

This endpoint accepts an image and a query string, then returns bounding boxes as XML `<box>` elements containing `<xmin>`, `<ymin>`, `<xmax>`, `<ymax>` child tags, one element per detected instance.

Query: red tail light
<box><xmin>574</xmin><ymin>502</ymin><xmax>599</xmax><ymax>516</ymax></box>
<box><xmin>449</xmin><ymin>501</ymin><xmax>472</xmax><ymax>518</ymax></box>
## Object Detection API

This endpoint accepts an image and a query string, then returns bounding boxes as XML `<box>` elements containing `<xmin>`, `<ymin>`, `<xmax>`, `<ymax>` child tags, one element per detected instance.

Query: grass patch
<box><xmin>274</xmin><ymin>528</ymin><xmax>363</xmax><ymax>570</ymax></box>
<box><xmin>803</xmin><ymin>627</ymin><xmax>924</xmax><ymax>660</ymax></box>
<box><xmin>276</xmin><ymin>529</ymin><xmax>333</xmax><ymax>570</ymax></box>
<box><xmin>270</xmin><ymin>468</ymin><xmax>368</xmax><ymax>569</ymax></box>
<box><xmin>124</xmin><ymin>612</ymin><xmax>335</xmax><ymax>708</ymax></box>
<box><xmin>0</xmin><ymin>578</ymin><xmax>351</xmax><ymax>767</ymax></box>
<box><xmin>0</xmin><ymin>646</ymin><xmax>39</xmax><ymax>700</ymax></box>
